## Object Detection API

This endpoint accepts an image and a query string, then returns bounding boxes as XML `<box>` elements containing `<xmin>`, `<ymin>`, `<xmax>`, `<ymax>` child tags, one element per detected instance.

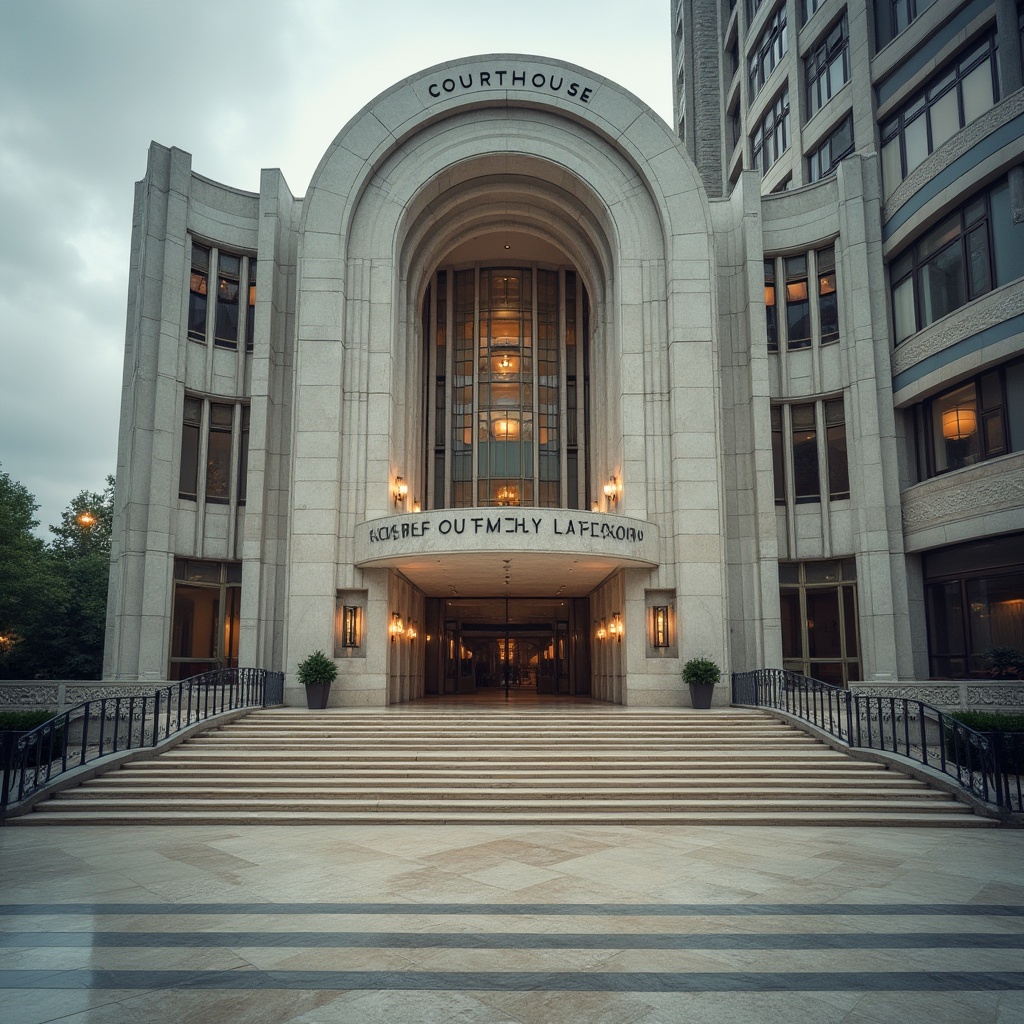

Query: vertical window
<box><xmin>825</xmin><ymin>397</ymin><xmax>850</xmax><ymax>499</ymax></box>
<box><xmin>170</xmin><ymin>560</ymin><xmax>242</xmax><ymax>680</ymax></box>
<box><xmin>206</xmin><ymin>404</ymin><xmax>234</xmax><ymax>502</ymax></box>
<box><xmin>807</xmin><ymin>116</ymin><xmax>854</xmax><ymax>182</ymax></box>
<box><xmin>215</xmin><ymin>253</ymin><xmax>240</xmax><ymax>348</ymax></box>
<box><xmin>880</xmin><ymin>36</ymin><xmax>998</xmax><ymax>197</ymax></box>
<box><xmin>805</xmin><ymin>16</ymin><xmax>849</xmax><ymax>117</ymax></box>
<box><xmin>780</xmin><ymin>559</ymin><xmax>860</xmax><ymax>685</ymax></box>
<box><xmin>923</xmin><ymin>534</ymin><xmax>1024</xmax><ymax>677</ymax></box>
<box><xmin>817</xmin><ymin>247</ymin><xmax>839</xmax><ymax>343</ymax></box>
<box><xmin>245</xmin><ymin>261</ymin><xmax>257</xmax><ymax>352</ymax></box>
<box><xmin>179</xmin><ymin>397</ymin><xmax>202</xmax><ymax>499</ymax></box>
<box><xmin>237</xmin><ymin>405</ymin><xmax>250</xmax><ymax>505</ymax></box>
<box><xmin>751</xmin><ymin>87</ymin><xmax>790</xmax><ymax>174</ymax></box>
<box><xmin>890</xmin><ymin>180</ymin><xmax>1020</xmax><ymax>342</ymax></box>
<box><xmin>785</xmin><ymin>256</ymin><xmax>810</xmax><ymax>349</ymax></box>
<box><xmin>429</xmin><ymin>265</ymin><xmax>588</xmax><ymax>511</ymax></box>
<box><xmin>876</xmin><ymin>0</ymin><xmax>937</xmax><ymax>49</ymax></box>
<box><xmin>748</xmin><ymin>4</ymin><xmax>788</xmax><ymax>100</ymax></box>
<box><xmin>917</xmin><ymin>360</ymin><xmax>1020</xmax><ymax>478</ymax></box>
<box><xmin>187</xmin><ymin>244</ymin><xmax>209</xmax><ymax>342</ymax></box>
<box><xmin>791</xmin><ymin>403</ymin><xmax>820</xmax><ymax>501</ymax></box>
<box><xmin>771</xmin><ymin>405</ymin><xmax>785</xmax><ymax>503</ymax></box>
<box><xmin>764</xmin><ymin>260</ymin><xmax>778</xmax><ymax>351</ymax></box>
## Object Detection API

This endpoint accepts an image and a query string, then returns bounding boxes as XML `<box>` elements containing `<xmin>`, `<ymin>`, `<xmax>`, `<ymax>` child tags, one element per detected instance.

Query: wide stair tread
<box><xmin>15</xmin><ymin>707</ymin><xmax>990</xmax><ymax>827</ymax></box>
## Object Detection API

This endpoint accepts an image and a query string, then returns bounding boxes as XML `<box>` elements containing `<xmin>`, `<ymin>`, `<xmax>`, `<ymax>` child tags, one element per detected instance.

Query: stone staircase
<box><xmin>12</xmin><ymin>705</ymin><xmax>993</xmax><ymax>826</ymax></box>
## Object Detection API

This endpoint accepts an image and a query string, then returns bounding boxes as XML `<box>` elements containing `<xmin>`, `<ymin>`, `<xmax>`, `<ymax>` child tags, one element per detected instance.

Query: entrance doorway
<box><xmin>424</xmin><ymin>597</ymin><xmax>591</xmax><ymax>698</ymax></box>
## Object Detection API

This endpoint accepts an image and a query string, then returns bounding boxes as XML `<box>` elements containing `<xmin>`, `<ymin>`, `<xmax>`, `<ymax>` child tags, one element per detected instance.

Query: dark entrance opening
<box><xmin>424</xmin><ymin>597</ymin><xmax>591</xmax><ymax>697</ymax></box>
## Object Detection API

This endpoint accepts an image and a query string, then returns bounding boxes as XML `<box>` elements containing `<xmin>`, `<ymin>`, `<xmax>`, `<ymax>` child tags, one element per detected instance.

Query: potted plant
<box><xmin>683</xmin><ymin>656</ymin><xmax>720</xmax><ymax>710</ymax></box>
<box><xmin>297</xmin><ymin>650</ymin><xmax>337</xmax><ymax>710</ymax></box>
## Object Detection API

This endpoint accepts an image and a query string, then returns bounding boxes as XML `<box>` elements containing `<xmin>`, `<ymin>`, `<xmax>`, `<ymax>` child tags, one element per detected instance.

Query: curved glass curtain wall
<box><xmin>423</xmin><ymin>266</ymin><xmax>589</xmax><ymax>509</ymax></box>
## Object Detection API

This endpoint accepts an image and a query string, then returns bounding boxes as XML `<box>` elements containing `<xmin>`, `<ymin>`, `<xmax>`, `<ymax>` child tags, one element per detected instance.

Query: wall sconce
<box><xmin>596</xmin><ymin>620</ymin><xmax>607</xmax><ymax>641</ymax></box>
<box><xmin>608</xmin><ymin>613</ymin><xmax>623</xmax><ymax>643</ymax></box>
<box><xmin>405</xmin><ymin>620</ymin><xmax>418</xmax><ymax>641</ymax></box>
<box><xmin>341</xmin><ymin>606</ymin><xmax>360</xmax><ymax>648</ymax></box>
<box><xmin>652</xmin><ymin>606</ymin><xmax>669</xmax><ymax>648</ymax></box>
<box><xmin>389</xmin><ymin>613</ymin><xmax>404</xmax><ymax>643</ymax></box>
<box><xmin>603</xmin><ymin>476</ymin><xmax>618</xmax><ymax>510</ymax></box>
<box><xmin>412</xmin><ymin>499</ymin><xmax>421</xmax><ymax>513</ymax></box>
<box><xmin>393</xmin><ymin>477</ymin><xmax>408</xmax><ymax>507</ymax></box>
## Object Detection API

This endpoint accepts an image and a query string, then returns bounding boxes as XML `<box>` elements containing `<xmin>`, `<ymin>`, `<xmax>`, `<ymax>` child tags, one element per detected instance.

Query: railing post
<box><xmin>152</xmin><ymin>692</ymin><xmax>160</xmax><ymax>747</ymax></box>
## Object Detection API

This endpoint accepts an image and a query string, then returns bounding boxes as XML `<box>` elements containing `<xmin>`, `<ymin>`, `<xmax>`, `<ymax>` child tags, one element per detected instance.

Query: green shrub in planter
<box><xmin>683</xmin><ymin>657</ymin><xmax>720</xmax><ymax>709</ymax></box>
<box><xmin>297</xmin><ymin>650</ymin><xmax>337</xmax><ymax>710</ymax></box>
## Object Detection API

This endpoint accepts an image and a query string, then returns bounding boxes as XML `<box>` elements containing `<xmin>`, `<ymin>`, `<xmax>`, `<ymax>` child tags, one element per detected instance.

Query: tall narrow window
<box><xmin>179</xmin><ymin>397</ymin><xmax>202</xmax><ymax>499</ymax></box>
<box><xmin>245</xmin><ymin>261</ymin><xmax>257</xmax><ymax>352</ymax></box>
<box><xmin>825</xmin><ymin>397</ymin><xmax>850</xmax><ymax>499</ymax></box>
<box><xmin>771</xmin><ymin>405</ymin><xmax>785</xmax><ymax>503</ymax></box>
<box><xmin>765</xmin><ymin>260</ymin><xmax>778</xmax><ymax>351</ymax></box>
<box><xmin>817</xmin><ymin>247</ymin><xmax>838</xmax><ymax>343</ymax></box>
<box><xmin>807</xmin><ymin>116</ymin><xmax>853</xmax><ymax>183</ymax></box>
<box><xmin>206</xmin><ymin>403</ymin><xmax>234</xmax><ymax>502</ymax></box>
<box><xmin>791</xmin><ymin>403</ymin><xmax>820</xmax><ymax>501</ymax></box>
<box><xmin>215</xmin><ymin>253</ymin><xmax>240</xmax><ymax>348</ymax></box>
<box><xmin>237</xmin><ymin>405</ymin><xmax>250</xmax><ymax>505</ymax></box>
<box><xmin>805</xmin><ymin>16</ymin><xmax>849</xmax><ymax>117</ymax></box>
<box><xmin>785</xmin><ymin>256</ymin><xmax>810</xmax><ymax>349</ymax></box>
<box><xmin>188</xmin><ymin>244</ymin><xmax>209</xmax><ymax>342</ymax></box>
<box><xmin>751</xmin><ymin>87</ymin><xmax>790</xmax><ymax>174</ymax></box>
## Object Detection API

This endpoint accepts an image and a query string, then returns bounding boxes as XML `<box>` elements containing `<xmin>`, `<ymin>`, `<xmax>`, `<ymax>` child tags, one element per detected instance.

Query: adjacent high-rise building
<box><xmin>103</xmin><ymin>3</ymin><xmax>1024</xmax><ymax>705</ymax></box>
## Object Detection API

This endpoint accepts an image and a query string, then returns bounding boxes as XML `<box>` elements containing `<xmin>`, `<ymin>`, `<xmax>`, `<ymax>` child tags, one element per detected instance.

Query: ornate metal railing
<box><xmin>733</xmin><ymin>668</ymin><xmax>1023</xmax><ymax>815</ymax></box>
<box><xmin>0</xmin><ymin>668</ymin><xmax>284</xmax><ymax>822</ymax></box>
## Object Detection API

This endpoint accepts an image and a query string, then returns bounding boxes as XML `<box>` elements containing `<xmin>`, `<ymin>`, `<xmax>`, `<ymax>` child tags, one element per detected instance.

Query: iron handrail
<box><xmin>732</xmin><ymin>668</ymin><xmax>1023</xmax><ymax>813</ymax></box>
<box><xmin>0</xmin><ymin>667</ymin><xmax>284</xmax><ymax>822</ymax></box>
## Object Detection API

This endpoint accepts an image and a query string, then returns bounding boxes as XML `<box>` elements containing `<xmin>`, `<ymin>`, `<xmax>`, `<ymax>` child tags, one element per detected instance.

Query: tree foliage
<box><xmin>0</xmin><ymin>467</ymin><xmax>113</xmax><ymax>680</ymax></box>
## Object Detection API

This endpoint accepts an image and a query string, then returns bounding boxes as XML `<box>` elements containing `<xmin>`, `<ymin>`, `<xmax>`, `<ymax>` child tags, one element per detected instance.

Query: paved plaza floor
<box><xmin>0</xmin><ymin>823</ymin><xmax>1022</xmax><ymax>1023</ymax></box>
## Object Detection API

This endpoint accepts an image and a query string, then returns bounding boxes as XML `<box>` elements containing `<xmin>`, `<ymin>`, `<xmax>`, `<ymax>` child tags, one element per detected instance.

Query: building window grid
<box><xmin>187</xmin><ymin>241</ymin><xmax>257</xmax><ymax>352</ymax></box>
<box><xmin>914</xmin><ymin>358</ymin><xmax>1022</xmax><ymax>480</ymax></box>
<box><xmin>178</xmin><ymin>395</ymin><xmax>250</xmax><ymax>506</ymax></box>
<box><xmin>805</xmin><ymin>15</ymin><xmax>850</xmax><ymax>118</ymax></box>
<box><xmin>890</xmin><ymin>179</ymin><xmax>1024</xmax><ymax>344</ymax></box>
<box><xmin>771</xmin><ymin>396</ymin><xmax>851</xmax><ymax>506</ymax></box>
<box><xmin>764</xmin><ymin>246</ymin><xmax>839</xmax><ymax>351</ymax></box>
<box><xmin>880</xmin><ymin>35</ymin><xmax>999</xmax><ymax>197</ymax></box>
<box><xmin>169</xmin><ymin>559</ymin><xmax>242</xmax><ymax>680</ymax></box>
<box><xmin>748</xmin><ymin>3</ymin><xmax>788</xmax><ymax>100</ymax></box>
<box><xmin>807</xmin><ymin>115</ymin><xmax>854</xmax><ymax>183</ymax></box>
<box><xmin>876</xmin><ymin>0</ymin><xmax>937</xmax><ymax>50</ymax></box>
<box><xmin>752</xmin><ymin>87</ymin><xmax>790</xmax><ymax>175</ymax></box>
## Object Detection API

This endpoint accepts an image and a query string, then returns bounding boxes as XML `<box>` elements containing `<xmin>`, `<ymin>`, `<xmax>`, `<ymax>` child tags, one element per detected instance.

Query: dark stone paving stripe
<box><xmin>3</xmin><ymin>931</ymin><xmax>1023</xmax><ymax>950</ymax></box>
<box><xmin>2</xmin><ymin>903</ymin><xmax>1023</xmax><ymax>917</ymax></box>
<box><xmin>1</xmin><ymin>969</ymin><xmax>1023</xmax><ymax>992</ymax></box>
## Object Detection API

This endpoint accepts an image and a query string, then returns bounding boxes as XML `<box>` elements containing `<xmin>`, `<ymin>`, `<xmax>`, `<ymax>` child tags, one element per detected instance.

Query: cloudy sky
<box><xmin>0</xmin><ymin>0</ymin><xmax>673</xmax><ymax>537</ymax></box>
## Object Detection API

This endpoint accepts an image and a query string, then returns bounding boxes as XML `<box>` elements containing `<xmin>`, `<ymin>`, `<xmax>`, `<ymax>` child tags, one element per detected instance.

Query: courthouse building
<box><xmin>103</xmin><ymin>0</ymin><xmax>1024</xmax><ymax>706</ymax></box>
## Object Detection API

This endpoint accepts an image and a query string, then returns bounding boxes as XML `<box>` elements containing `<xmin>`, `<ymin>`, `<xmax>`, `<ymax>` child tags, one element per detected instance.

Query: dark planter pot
<box><xmin>687</xmin><ymin>682</ymin><xmax>716</xmax><ymax>710</ymax></box>
<box><xmin>304</xmin><ymin>684</ymin><xmax>332</xmax><ymax>710</ymax></box>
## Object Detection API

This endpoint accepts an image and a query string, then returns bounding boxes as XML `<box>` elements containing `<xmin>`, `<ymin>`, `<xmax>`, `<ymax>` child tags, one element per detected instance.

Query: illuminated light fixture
<box><xmin>591</xmin><ymin>502</ymin><xmax>600</xmax><ymax>513</ymax></box>
<box><xmin>405</xmin><ymin>621</ymin><xmax>418</xmax><ymax>641</ymax></box>
<box><xmin>495</xmin><ymin>484</ymin><xmax>520</xmax><ymax>506</ymax></box>
<box><xmin>596</xmin><ymin>620</ymin><xmax>608</xmax><ymax>641</ymax></box>
<box><xmin>341</xmin><ymin>606</ymin><xmax>360</xmax><ymax>649</ymax></box>
<box><xmin>608</xmin><ymin>613</ymin><xmax>623</xmax><ymax>643</ymax></box>
<box><xmin>504</xmin><ymin>244</ymin><xmax>511</xmax><ymax>249</ymax></box>
<box><xmin>498</xmin><ymin>354</ymin><xmax>513</xmax><ymax>371</ymax></box>
<box><xmin>941</xmin><ymin>406</ymin><xmax>977</xmax><ymax>441</ymax></box>
<box><xmin>389</xmin><ymin>613</ymin><xmax>404</xmax><ymax>643</ymax></box>
<box><xmin>76</xmin><ymin>511</ymin><xmax>97</xmax><ymax>529</ymax></box>
<box><xmin>652</xmin><ymin>606</ymin><xmax>669</xmax><ymax>648</ymax></box>
<box><xmin>393</xmin><ymin>476</ymin><xmax>408</xmax><ymax>507</ymax></box>
<box><xmin>492</xmin><ymin>416</ymin><xmax>520</xmax><ymax>441</ymax></box>
<box><xmin>412</xmin><ymin>499</ymin><xmax>421</xmax><ymax>513</ymax></box>
<box><xmin>603</xmin><ymin>476</ymin><xmax>618</xmax><ymax>509</ymax></box>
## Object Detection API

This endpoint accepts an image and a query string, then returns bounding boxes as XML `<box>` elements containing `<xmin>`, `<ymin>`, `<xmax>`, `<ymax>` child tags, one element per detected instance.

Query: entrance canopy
<box><xmin>355</xmin><ymin>508</ymin><xmax>659</xmax><ymax>597</ymax></box>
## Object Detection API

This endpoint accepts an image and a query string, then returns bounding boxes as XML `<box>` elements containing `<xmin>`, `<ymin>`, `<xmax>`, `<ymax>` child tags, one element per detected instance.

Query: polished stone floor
<box><xmin>1</xmin><ymin>824</ymin><xmax>1022</xmax><ymax>1023</ymax></box>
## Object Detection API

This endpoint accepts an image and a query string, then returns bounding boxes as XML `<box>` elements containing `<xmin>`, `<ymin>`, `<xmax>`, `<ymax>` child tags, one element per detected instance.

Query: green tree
<box><xmin>45</xmin><ymin>477</ymin><xmax>115</xmax><ymax>679</ymax></box>
<box><xmin>0</xmin><ymin>467</ymin><xmax>66</xmax><ymax>679</ymax></box>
